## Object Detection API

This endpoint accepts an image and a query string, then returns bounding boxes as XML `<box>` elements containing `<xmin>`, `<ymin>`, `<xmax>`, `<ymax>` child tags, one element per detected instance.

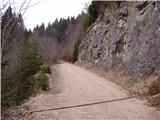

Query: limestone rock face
<box><xmin>79</xmin><ymin>1</ymin><xmax>160</xmax><ymax>76</ymax></box>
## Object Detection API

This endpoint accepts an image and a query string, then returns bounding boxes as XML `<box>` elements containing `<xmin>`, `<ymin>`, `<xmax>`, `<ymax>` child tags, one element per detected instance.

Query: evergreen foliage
<box><xmin>23</xmin><ymin>37</ymin><xmax>42</xmax><ymax>74</ymax></box>
<box><xmin>41</xmin><ymin>65</ymin><xmax>51</xmax><ymax>74</ymax></box>
<box><xmin>83</xmin><ymin>1</ymin><xmax>100</xmax><ymax>30</ymax></box>
<box><xmin>1</xmin><ymin>35</ymin><xmax>43</xmax><ymax>108</ymax></box>
<box><xmin>36</xmin><ymin>72</ymin><xmax>49</xmax><ymax>91</ymax></box>
<box><xmin>34</xmin><ymin>17</ymin><xmax>75</xmax><ymax>43</ymax></box>
<box><xmin>72</xmin><ymin>39</ymin><xmax>81</xmax><ymax>63</ymax></box>
<box><xmin>83</xmin><ymin>1</ymin><xmax>120</xmax><ymax>30</ymax></box>
<box><xmin>1</xmin><ymin>5</ymin><xmax>83</xmax><ymax>109</ymax></box>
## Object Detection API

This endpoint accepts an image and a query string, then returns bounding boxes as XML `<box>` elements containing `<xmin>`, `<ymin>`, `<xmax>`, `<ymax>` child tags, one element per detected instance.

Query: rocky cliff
<box><xmin>79</xmin><ymin>1</ymin><xmax>160</xmax><ymax>77</ymax></box>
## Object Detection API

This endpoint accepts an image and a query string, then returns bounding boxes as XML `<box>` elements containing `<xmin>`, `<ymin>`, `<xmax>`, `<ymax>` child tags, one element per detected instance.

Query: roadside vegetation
<box><xmin>72</xmin><ymin>39</ymin><xmax>81</xmax><ymax>63</ymax></box>
<box><xmin>1</xmin><ymin>4</ymin><xmax>61</xmax><ymax>109</ymax></box>
<box><xmin>1</xmin><ymin>35</ymin><xmax>53</xmax><ymax>108</ymax></box>
<box><xmin>83</xmin><ymin>1</ymin><xmax>120</xmax><ymax>30</ymax></box>
<box><xmin>83</xmin><ymin>1</ymin><xmax>100</xmax><ymax>30</ymax></box>
<box><xmin>34</xmin><ymin>65</ymin><xmax>51</xmax><ymax>91</ymax></box>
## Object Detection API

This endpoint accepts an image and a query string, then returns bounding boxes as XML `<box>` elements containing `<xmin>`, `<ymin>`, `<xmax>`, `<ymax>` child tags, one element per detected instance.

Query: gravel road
<box><xmin>24</xmin><ymin>62</ymin><xmax>160</xmax><ymax>120</ymax></box>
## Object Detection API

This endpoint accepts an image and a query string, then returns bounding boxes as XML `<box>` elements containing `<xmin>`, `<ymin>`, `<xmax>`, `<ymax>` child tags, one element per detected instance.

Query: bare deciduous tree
<box><xmin>1</xmin><ymin>0</ymin><xmax>40</xmax><ymax>57</ymax></box>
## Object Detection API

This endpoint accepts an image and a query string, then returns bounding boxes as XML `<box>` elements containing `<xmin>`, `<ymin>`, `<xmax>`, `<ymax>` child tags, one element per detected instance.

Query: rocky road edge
<box><xmin>76</xmin><ymin>61</ymin><xmax>160</xmax><ymax>110</ymax></box>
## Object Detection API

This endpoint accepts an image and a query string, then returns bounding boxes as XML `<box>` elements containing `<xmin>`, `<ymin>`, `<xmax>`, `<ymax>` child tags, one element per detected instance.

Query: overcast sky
<box><xmin>22</xmin><ymin>0</ymin><xmax>91</xmax><ymax>30</ymax></box>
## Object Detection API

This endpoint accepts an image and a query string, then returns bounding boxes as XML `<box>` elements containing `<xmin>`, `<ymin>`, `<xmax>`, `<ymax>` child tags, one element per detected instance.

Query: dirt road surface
<box><xmin>24</xmin><ymin>62</ymin><xmax>160</xmax><ymax>120</ymax></box>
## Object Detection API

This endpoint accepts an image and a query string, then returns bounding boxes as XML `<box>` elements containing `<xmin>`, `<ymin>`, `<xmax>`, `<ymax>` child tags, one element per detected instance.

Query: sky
<box><xmin>22</xmin><ymin>0</ymin><xmax>91</xmax><ymax>30</ymax></box>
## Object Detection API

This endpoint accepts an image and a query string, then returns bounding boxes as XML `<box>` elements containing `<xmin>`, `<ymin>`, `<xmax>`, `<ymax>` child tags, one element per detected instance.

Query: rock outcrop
<box><xmin>79</xmin><ymin>1</ymin><xmax>160</xmax><ymax>76</ymax></box>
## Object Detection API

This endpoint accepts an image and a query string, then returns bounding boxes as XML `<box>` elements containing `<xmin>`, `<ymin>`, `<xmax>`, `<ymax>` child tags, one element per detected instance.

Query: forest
<box><xmin>1</xmin><ymin>5</ymin><xmax>86</xmax><ymax>108</ymax></box>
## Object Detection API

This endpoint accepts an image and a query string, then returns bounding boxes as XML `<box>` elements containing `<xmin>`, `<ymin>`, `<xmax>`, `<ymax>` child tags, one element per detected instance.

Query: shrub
<box><xmin>1</xmin><ymin>91</ymin><xmax>16</xmax><ymax>107</ymax></box>
<box><xmin>83</xmin><ymin>14</ymin><xmax>95</xmax><ymax>30</ymax></box>
<box><xmin>36</xmin><ymin>72</ymin><xmax>49</xmax><ymax>91</ymax></box>
<box><xmin>83</xmin><ymin>1</ymin><xmax>121</xmax><ymax>30</ymax></box>
<box><xmin>83</xmin><ymin>1</ymin><xmax>100</xmax><ymax>30</ymax></box>
<box><xmin>41</xmin><ymin>65</ymin><xmax>51</xmax><ymax>74</ymax></box>
<box><xmin>72</xmin><ymin>39</ymin><xmax>81</xmax><ymax>63</ymax></box>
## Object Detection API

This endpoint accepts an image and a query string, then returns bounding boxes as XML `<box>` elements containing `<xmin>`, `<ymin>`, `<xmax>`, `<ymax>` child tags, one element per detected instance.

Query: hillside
<box><xmin>78</xmin><ymin>1</ymin><xmax>160</xmax><ymax>104</ymax></box>
<box><xmin>33</xmin><ymin>14</ymin><xmax>86</xmax><ymax>61</ymax></box>
<box><xmin>79</xmin><ymin>1</ymin><xmax>160</xmax><ymax>76</ymax></box>
<box><xmin>1</xmin><ymin>1</ymin><xmax>160</xmax><ymax>119</ymax></box>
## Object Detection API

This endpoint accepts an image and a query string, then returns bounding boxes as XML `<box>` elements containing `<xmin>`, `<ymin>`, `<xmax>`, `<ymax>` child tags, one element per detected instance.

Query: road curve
<box><xmin>25</xmin><ymin>62</ymin><xmax>160</xmax><ymax>120</ymax></box>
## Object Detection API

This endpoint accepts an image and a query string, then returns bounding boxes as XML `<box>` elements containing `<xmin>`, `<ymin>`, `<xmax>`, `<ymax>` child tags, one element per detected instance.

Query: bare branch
<box><xmin>21</xmin><ymin>2</ymin><xmax>40</xmax><ymax>12</ymax></box>
<box><xmin>1</xmin><ymin>0</ymin><xmax>35</xmax><ymax>56</ymax></box>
